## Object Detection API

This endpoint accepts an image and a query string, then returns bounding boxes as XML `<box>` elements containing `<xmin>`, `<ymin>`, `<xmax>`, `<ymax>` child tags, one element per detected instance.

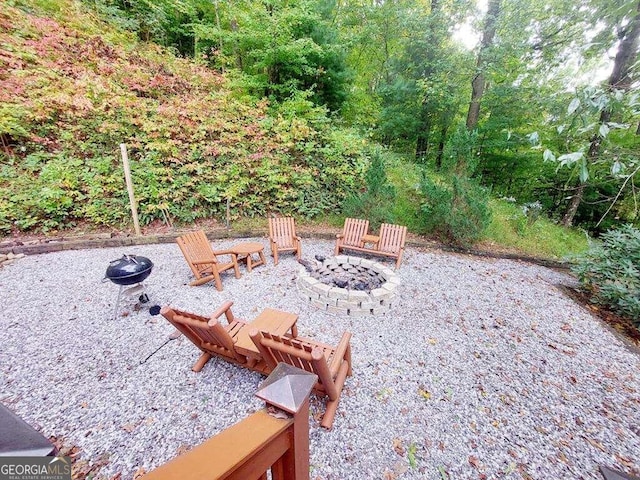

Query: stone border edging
<box><xmin>0</xmin><ymin>229</ymin><xmax>571</xmax><ymax>271</ymax></box>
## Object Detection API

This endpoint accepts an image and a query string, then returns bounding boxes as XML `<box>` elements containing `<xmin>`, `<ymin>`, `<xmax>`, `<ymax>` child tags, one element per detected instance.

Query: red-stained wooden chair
<box><xmin>268</xmin><ymin>217</ymin><xmax>302</xmax><ymax>265</ymax></box>
<box><xmin>378</xmin><ymin>223</ymin><xmax>407</xmax><ymax>269</ymax></box>
<box><xmin>249</xmin><ymin>329</ymin><xmax>352</xmax><ymax>429</ymax></box>
<box><xmin>176</xmin><ymin>230</ymin><xmax>240</xmax><ymax>291</ymax></box>
<box><xmin>334</xmin><ymin>218</ymin><xmax>369</xmax><ymax>256</ymax></box>
<box><xmin>161</xmin><ymin>301</ymin><xmax>267</xmax><ymax>373</ymax></box>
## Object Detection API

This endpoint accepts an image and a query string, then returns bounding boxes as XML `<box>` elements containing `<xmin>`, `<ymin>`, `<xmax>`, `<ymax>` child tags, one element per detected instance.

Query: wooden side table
<box><xmin>232</xmin><ymin>242</ymin><xmax>266</xmax><ymax>272</ymax></box>
<box><xmin>361</xmin><ymin>234</ymin><xmax>380</xmax><ymax>248</ymax></box>
<box><xmin>235</xmin><ymin>308</ymin><xmax>299</xmax><ymax>360</ymax></box>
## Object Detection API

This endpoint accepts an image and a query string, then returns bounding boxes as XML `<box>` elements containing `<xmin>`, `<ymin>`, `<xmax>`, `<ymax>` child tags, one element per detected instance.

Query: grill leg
<box><xmin>113</xmin><ymin>284</ymin><xmax>124</xmax><ymax>321</ymax></box>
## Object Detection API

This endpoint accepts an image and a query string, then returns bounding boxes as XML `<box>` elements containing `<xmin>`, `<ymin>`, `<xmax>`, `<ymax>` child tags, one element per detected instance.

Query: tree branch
<box><xmin>596</xmin><ymin>163</ymin><xmax>640</xmax><ymax>227</ymax></box>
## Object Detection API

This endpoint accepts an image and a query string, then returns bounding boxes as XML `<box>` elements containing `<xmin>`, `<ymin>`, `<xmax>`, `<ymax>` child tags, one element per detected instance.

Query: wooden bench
<box><xmin>334</xmin><ymin>218</ymin><xmax>407</xmax><ymax>269</ymax></box>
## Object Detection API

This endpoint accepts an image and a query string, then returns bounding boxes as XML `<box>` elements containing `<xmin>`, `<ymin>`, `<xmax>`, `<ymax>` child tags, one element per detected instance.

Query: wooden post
<box><xmin>120</xmin><ymin>143</ymin><xmax>141</xmax><ymax>236</ymax></box>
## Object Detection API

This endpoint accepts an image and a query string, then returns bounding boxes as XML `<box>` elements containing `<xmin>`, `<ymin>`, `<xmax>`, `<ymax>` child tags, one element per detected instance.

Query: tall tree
<box><xmin>466</xmin><ymin>0</ymin><xmax>501</xmax><ymax>131</ymax></box>
<box><xmin>561</xmin><ymin>0</ymin><xmax>640</xmax><ymax>226</ymax></box>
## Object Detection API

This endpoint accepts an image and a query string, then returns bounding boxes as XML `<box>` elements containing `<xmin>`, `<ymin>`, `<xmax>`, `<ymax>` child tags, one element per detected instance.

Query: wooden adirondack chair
<box><xmin>268</xmin><ymin>217</ymin><xmax>301</xmax><ymax>265</ymax></box>
<box><xmin>334</xmin><ymin>218</ymin><xmax>369</xmax><ymax>256</ymax></box>
<box><xmin>161</xmin><ymin>301</ymin><xmax>257</xmax><ymax>373</ymax></box>
<box><xmin>176</xmin><ymin>230</ymin><xmax>240</xmax><ymax>291</ymax></box>
<box><xmin>378</xmin><ymin>223</ymin><xmax>407</xmax><ymax>269</ymax></box>
<box><xmin>249</xmin><ymin>329</ymin><xmax>352</xmax><ymax>429</ymax></box>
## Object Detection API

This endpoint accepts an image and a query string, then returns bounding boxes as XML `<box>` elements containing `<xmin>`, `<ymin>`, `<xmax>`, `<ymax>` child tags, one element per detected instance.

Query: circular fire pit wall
<box><xmin>297</xmin><ymin>255</ymin><xmax>399</xmax><ymax>316</ymax></box>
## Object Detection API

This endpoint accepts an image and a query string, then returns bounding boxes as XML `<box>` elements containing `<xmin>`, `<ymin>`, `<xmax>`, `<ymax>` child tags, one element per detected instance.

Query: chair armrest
<box><xmin>336</xmin><ymin>234</ymin><xmax>344</xmax><ymax>239</ymax></box>
<box><xmin>192</xmin><ymin>258</ymin><xmax>218</xmax><ymax>265</ymax></box>
<box><xmin>212</xmin><ymin>249</ymin><xmax>235</xmax><ymax>256</ymax></box>
<box><xmin>328</xmin><ymin>331</ymin><xmax>352</xmax><ymax>377</ymax></box>
<box><xmin>209</xmin><ymin>300</ymin><xmax>235</xmax><ymax>325</ymax></box>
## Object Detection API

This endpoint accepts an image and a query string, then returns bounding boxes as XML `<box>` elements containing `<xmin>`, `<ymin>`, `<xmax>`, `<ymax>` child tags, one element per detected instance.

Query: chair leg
<box><xmin>232</xmin><ymin>256</ymin><xmax>241</xmax><ymax>279</ymax></box>
<box><xmin>192</xmin><ymin>352</ymin><xmax>212</xmax><ymax>372</ymax></box>
<box><xmin>320</xmin><ymin>360</ymin><xmax>350</xmax><ymax>429</ymax></box>
<box><xmin>273</xmin><ymin>247</ymin><xmax>279</xmax><ymax>266</ymax></box>
<box><xmin>212</xmin><ymin>271</ymin><xmax>224</xmax><ymax>291</ymax></box>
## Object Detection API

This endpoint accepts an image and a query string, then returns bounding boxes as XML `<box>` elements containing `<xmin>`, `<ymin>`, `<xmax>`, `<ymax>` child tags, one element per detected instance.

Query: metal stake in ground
<box><xmin>139</xmin><ymin>330</ymin><xmax>182</xmax><ymax>365</ymax></box>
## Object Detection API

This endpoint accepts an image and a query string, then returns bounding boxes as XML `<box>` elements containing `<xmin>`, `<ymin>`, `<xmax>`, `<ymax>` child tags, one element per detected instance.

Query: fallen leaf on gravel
<box><xmin>122</xmin><ymin>423</ymin><xmax>136</xmax><ymax>433</ymax></box>
<box><xmin>109</xmin><ymin>474</ymin><xmax>121</xmax><ymax>480</ymax></box>
<box><xmin>468</xmin><ymin>456</ymin><xmax>480</xmax><ymax>469</ymax></box>
<box><xmin>428</xmin><ymin>338</ymin><xmax>438</xmax><ymax>345</ymax></box>
<box><xmin>583</xmin><ymin>436</ymin><xmax>606</xmax><ymax>452</ymax></box>
<box><xmin>615</xmin><ymin>453</ymin><xmax>635</xmax><ymax>469</ymax></box>
<box><xmin>393</xmin><ymin>438</ymin><xmax>405</xmax><ymax>456</ymax></box>
<box><xmin>418</xmin><ymin>388</ymin><xmax>431</xmax><ymax>400</ymax></box>
<box><xmin>437</xmin><ymin>465</ymin><xmax>450</xmax><ymax>479</ymax></box>
<box><xmin>518</xmin><ymin>464</ymin><xmax>534</xmax><ymax>480</ymax></box>
<box><xmin>535</xmin><ymin>426</ymin><xmax>549</xmax><ymax>435</ymax></box>
<box><xmin>132</xmin><ymin>467</ymin><xmax>146</xmax><ymax>479</ymax></box>
<box><xmin>561</xmin><ymin>323</ymin><xmax>572</xmax><ymax>332</ymax></box>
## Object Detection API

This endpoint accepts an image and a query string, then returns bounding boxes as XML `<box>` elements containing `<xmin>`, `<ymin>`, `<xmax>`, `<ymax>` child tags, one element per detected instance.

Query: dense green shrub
<box><xmin>420</xmin><ymin>174</ymin><xmax>491</xmax><ymax>246</ymax></box>
<box><xmin>571</xmin><ymin>225</ymin><xmax>640</xmax><ymax>326</ymax></box>
<box><xmin>419</xmin><ymin>126</ymin><xmax>492</xmax><ymax>246</ymax></box>
<box><xmin>342</xmin><ymin>148</ymin><xmax>396</xmax><ymax>229</ymax></box>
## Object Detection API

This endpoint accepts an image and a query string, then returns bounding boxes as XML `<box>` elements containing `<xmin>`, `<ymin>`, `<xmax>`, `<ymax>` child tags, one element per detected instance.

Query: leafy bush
<box><xmin>571</xmin><ymin>224</ymin><xmax>640</xmax><ymax>326</ymax></box>
<box><xmin>420</xmin><ymin>174</ymin><xmax>491</xmax><ymax>246</ymax></box>
<box><xmin>342</xmin><ymin>148</ymin><xmax>396</xmax><ymax>229</ymax></box>
<box><xmin>419</xmin><ymin>126</ymin><xmax>492</xmax><ymax>246</ymax></box>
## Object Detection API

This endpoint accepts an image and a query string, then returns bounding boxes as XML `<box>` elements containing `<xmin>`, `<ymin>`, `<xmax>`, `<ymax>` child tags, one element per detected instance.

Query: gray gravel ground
<box><xmin>1</xmin><ymin>237</ymin><xmax>639</xmax><ymax>480</ymax></box>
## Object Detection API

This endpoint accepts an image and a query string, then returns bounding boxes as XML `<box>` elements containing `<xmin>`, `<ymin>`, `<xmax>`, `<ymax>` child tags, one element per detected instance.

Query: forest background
<box><xmin>0</xmin><ymin>0</ymin><xmax>639</xmax><ymax>256</ymax></box>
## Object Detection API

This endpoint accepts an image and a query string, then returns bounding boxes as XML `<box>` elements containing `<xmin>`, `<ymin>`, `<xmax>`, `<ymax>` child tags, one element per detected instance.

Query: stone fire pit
<box><xmin>297</xmin><ymin>255</ymin><xmax>399</xmax><ymax>316</ymax></box>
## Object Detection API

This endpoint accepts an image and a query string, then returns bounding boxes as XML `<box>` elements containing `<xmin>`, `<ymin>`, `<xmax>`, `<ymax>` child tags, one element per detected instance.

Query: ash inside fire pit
<box><xmin>301</xmin><ymin>257</ymin><xmax>383</xmax><ymax>291</ymax></box>
<box><xmin>297</xmin><ymin>255</ymin><xmax>399</xmax><ymax>316</ymax></box>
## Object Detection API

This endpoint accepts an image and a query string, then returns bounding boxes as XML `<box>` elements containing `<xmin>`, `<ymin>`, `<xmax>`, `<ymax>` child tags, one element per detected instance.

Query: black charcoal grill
<box><xmin>104</xmin><ymin>254</ymin><xmax>153</xmax><ymax>320</ymax></box>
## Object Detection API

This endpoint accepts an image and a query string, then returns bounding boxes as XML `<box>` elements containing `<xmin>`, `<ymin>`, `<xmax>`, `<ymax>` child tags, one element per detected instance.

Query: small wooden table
<box><xmin>361</xmin><ymin>234</ymin><xmax>380</xmax><ymax>248</ymax></box>
<box><xmin>235</xmin><ymin>308</ymin><xmax>299</xmax><ymax>360</ymax></box>
<box><xmin>232</xmin><ymin>242</ymin><xmax>266</xmax><ymax>272</ymax></box>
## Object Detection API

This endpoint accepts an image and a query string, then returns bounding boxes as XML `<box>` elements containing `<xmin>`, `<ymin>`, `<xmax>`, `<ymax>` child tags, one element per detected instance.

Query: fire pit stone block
<box><xmin>297</xmin><ymin>255</ymin><xmax>399</xmax><ymax>316</ymax></box>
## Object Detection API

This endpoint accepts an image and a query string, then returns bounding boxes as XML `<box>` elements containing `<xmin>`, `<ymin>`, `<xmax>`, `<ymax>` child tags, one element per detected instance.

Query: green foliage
<box><xmin>571</xmin><ymin>225</ymin><xmax>640</xmax><ymax>326</ymax></box>
<box><xmin>419</xmin><ymin>126</ymin><xmax>491</xmax><ymax>246</ymax></box>
<box><xmin>0</xmin><ymin>2</ymin><xmax>366</xmax><ymax>233</ymax></box>
<box><xmin>484</xmin><ymin>199</ymin><xmax>589</xmax><ymax>259</ymax></box>
<box><xmin>343</xmin><ymin>148</ymin><xmax>396</xmax><ymax>229</ymax></box>
<box><xmin>420</xmin><ymin>173</ymin><xmax>492</xmax><ymax>246</ymax></box>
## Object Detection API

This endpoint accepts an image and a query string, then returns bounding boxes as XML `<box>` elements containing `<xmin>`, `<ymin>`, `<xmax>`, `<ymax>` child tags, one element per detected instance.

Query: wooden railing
<box><xmin>142</xmin><ymin>364</ymin><xmax>315</xmax><ymax>480</ymax></box>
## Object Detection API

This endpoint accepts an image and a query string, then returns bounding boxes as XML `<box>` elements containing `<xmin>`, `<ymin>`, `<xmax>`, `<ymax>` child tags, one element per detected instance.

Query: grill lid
<box><xmin>105</xmin><ymin>254</ymin><xmax>153</xmax><ymax>285</ymax></box>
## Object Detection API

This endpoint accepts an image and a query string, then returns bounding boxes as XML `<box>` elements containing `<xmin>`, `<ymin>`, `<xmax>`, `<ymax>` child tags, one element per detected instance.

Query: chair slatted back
<box><xmin>268</xmin><ymin>217</ymin><xmax>297</xmax><ymax>249</ymax></box>
<box><xmin>342</xmin><ymin>218</ymin><xmax>369</xmax><ymax>247</ymax></box>
<box><xmin>378</xmin><ymin>223</ymin><xmax>407</xmax><ymax>254</ymax></box>
<box><xmin>177</xmin><ymin>231</ymin><xmax>217</xmax><ymax>276</ymax></box>
<box><xmin>162</xmin><ymin>307</ymin><xmax>236</xmax><ymax>356</ymax></box>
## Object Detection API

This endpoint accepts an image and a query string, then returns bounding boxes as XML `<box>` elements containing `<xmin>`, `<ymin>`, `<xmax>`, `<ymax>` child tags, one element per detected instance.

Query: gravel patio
<box><xmin>1</xmin><ymin>237</ymin><xmax>639</xmax><ymax>479</ymax></box>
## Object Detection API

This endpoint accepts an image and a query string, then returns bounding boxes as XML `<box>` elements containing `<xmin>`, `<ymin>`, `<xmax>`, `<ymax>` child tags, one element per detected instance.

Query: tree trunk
<box><xmin>561</xmin><ymin>0</ymin><xmax>640</xmax><ymax>226</ymax></box>
<box><xmin>466</xmin><ymin>0</ymin><xmax>501</xmax><ymax>131</ymax></box>
<box><xmin>435</xmin><ymin>124</ymin><xmax>448</xmax><ymax>170</ymax></box>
